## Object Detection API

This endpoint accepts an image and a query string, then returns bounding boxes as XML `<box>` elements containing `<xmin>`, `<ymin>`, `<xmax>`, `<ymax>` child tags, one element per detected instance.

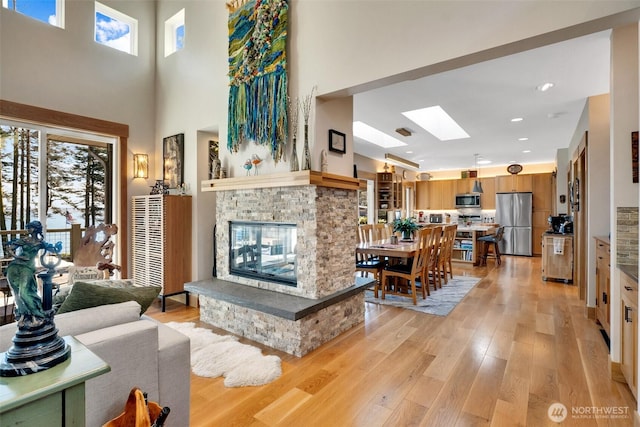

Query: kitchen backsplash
<box><xmin>617</xmin><ymin>206</ymin><xmax>638</xmax><ymax>266</ymax></box>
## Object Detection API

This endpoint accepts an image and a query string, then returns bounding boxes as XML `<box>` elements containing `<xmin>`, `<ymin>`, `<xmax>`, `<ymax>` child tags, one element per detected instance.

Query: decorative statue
<box><xmin>321</xmin><ymin>149</ymin><xmax>328</xmax><ymax>172</ymax></box>
<box><xmin>6</xmin><ymin>221</ymin><xmax>61</xmax><ymax>328</ymax></box>
<box><xmin>1</xmin><ymin>220</ymin><xmax>70</xmax><ymax>376</ymax></box>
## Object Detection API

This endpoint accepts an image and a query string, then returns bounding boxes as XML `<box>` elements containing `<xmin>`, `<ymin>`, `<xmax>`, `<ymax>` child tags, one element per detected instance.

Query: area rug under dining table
<box><xmin>364</xmin><ymin>275</ymin><xmax>482</xmax><ymax>316</ymax></box>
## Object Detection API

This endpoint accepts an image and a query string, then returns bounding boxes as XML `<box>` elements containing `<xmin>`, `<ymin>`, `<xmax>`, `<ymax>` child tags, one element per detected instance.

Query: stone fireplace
<box><xmin>187</xmin><ymin>171</ymin><xmax>371</xmax><ymax>356</ymax></box>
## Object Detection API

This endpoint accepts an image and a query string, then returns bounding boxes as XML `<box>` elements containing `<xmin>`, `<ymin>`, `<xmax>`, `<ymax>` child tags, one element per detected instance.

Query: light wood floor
<box><xmin>147</xmin><ymin>256</ymin><xmax>636</xmax><ymax>426</ymax></box>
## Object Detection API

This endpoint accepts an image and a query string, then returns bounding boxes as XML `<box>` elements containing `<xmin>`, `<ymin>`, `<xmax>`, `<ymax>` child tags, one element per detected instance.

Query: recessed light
<box><xmin>406</xmin><ymin>150</ymin><xmax>413</xmax><ymax>154</ymax></box>
<box><xmin>511</xmin><ymin>117</ymin><xmax>523</xmax><ymax>122</ymax></box>
<box><xmin>477</xmin><ymin>159</ymin><xmax>492</xmax><ymax>165</ymax></box>
<box><xmin>523</xmin><ymin>150</ymin><xmax>531</xmax><ymax>153</ymax></box>
<box><xmin>518</xmin><ymin>137</ymin><xmax>529</xmax><ymax>141</ymax></box>
<box><xmin>536</xmin><ymin>82</ymin><xmax>555</xmax><ymax>92</ymax></box>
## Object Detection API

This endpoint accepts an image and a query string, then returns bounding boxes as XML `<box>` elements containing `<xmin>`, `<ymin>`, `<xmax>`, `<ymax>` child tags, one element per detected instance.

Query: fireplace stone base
<box><xmin>185</xmin><ymin>277</ymin><xmax>372</xmax><ymax>357</ymax></box>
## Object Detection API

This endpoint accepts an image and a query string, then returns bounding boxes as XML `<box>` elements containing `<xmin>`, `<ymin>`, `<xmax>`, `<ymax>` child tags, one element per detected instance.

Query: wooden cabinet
<box><xmin>541</xmin><ymin>235</ymin><xmax>573</xmax><ymax>282</ymax></box>
<box><xmin>426</xmin><ymin>179</ymin><xmax>455</xmax><ymax>210</ymax></box>
<box><xmin>452</xmin><ymin>230</ymin><xmax>477</xmax><ymax>264</ymax></box>
<box><xmin>595</xmin><ymin>237</ymin><xmax>611</xmax><ymax>336</ymax></box>
<box><xmin>620</xmin><ymin>269</ymin><xmax>638</xmax><ymax>400</ymax></box>
<box><xmin>415</xmin><ymin>181</ymin><xmax>429</xmax><ymax>209</ymax></box>
<box><xmin>132</xmin><ymin>195</ymin><xmax>192</xmax><ymax>311</ymax></box>
<box><xmin>532</xmin><ymin>173</ymin><xmax>553</xmax><ymax>256</ymax></box>
<box><xmin>480</xmin><ymin>177</ymin><xmax>496</xmax><ymax>209</ymax></box>
<box><xmin>496</xmin><ymin>174</ymin><xmax>533</xmax><ymax>192</ymax></box>
<box><xmin>456</xmin><ymin>178</ymin><xmax>473</xmax><ymax>195</ymax></box>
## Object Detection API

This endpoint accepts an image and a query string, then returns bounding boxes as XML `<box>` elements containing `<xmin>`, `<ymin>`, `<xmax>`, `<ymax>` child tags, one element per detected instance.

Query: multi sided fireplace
<box><xmin>229</xmin><ymin>221</ymin><xmax>297</xmax><ymax>286</ymax></box>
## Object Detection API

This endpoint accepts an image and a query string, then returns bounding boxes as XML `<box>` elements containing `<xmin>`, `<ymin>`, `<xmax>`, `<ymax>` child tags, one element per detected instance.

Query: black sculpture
<box><xmin>0</xmin><ymin>220</ymin><xmax>70</xmax><ymax>376</ymax></box>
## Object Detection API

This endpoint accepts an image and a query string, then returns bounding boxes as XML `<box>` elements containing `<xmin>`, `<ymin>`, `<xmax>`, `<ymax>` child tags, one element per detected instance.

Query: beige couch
<box><xmin>0</xmin><ymin>301</ymin><xmax>190</xmax><ymax>426</ymax></box>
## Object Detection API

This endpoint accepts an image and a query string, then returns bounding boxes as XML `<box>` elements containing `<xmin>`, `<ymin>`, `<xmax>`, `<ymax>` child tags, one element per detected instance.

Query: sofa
<box><xmin>0</xmin><ymin>301</ymin><xmax>191</xmax><ymax>426</ymax></box>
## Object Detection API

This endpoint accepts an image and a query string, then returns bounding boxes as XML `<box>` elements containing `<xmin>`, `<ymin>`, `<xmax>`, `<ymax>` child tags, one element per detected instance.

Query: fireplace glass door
<box><xmin>229</xmin><ymin>221</ymin><xmax>297</xmax><ymax>286</ymax></box>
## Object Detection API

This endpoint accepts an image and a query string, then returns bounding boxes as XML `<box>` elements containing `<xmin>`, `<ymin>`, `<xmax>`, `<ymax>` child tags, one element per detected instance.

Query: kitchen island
<box><xmin>452</xmin><ymin>224</ymin><xmax>498</xmax><ymax>265</ymax></box>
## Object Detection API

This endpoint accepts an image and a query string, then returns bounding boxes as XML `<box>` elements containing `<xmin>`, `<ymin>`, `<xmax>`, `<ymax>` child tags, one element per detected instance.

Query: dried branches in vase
<box><xmin>288</xmin><ymin>96</ymin><xmax>300</xmax><ymax>172</ymax></box>
<box><xmin>301</xmin><ymin>86</ymin><xmax>316</xmax><ymax>171</ymax></box>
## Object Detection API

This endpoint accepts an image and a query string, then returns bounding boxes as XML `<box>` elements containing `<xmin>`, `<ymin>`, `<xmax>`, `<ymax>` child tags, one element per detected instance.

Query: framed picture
<box><xmin>329</xmin><ymin>129</ymin><xmax>346</xmax><ymax>154</ymax></box>
<box><xmin>632</xmin><ymin>131</ymin><xmax>638</xmax><ymax>183</ymax></box>
<box><xmin>163</xmin><ymin>133</ymin><xmax>184</xmax><ymax>189</ymax></box>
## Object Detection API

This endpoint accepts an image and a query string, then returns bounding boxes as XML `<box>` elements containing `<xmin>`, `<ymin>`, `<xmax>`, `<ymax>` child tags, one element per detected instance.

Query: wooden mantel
<box><xmin>201</xmin><ymin>170</ymin><xmax>360</xmax><ymax>192</ymax></box>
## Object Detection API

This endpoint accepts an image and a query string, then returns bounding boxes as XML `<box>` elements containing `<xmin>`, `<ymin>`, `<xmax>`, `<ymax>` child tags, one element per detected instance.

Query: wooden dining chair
<box><xmin>381</xmin><ymin>226</ymin><xmax>437</xmax><ymax>305</ymax></box>
<box><xmin>427</xmin><ymin>226</ymin><xmax>444</xmax><ymax>291</ymax></box>
<box><xmin>439</xmin><ymin>224</ymin><xmax>458</xmax><ymax>283</ymax></box>
<box><xmin>356</xmin><ymin>225</ymin><xmax>384</xmax><ymax>297</ymax></box>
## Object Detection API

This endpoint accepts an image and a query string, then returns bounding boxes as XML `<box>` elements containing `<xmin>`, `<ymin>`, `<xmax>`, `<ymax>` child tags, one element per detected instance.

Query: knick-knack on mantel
<box><xmin>300</xmin><ymin>87</ymin><xmax>316</xmax><ymax>171</ymax></box>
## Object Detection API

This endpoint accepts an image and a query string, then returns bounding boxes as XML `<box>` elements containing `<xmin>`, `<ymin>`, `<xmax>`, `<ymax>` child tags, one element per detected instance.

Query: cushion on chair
<box><xmin>57</xmin><ymin>281</ymin><xmax>161</xmax><ymax>315</ymax></box>
<box><xmin>356</xmin><ymin>260</ymin><xmax>385</xmax><ymax>269</ymax></box>
<box><xmin>384</xmin><ymin>263</ymin><xmax>412</xmax><ymax>274</ymax></box>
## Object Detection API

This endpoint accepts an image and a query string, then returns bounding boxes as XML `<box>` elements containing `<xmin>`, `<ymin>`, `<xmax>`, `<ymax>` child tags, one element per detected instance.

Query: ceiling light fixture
<box><xmin>402</xmin><ymin>105</ymin><xmax>470</xmax><ymax>141</ymax></box>
<box><xmin>511</xmin><ymin>117</ymin><xmax>523</xmax><ymax>122</ymax></box>
<box><xmin>518</xmin><ymin>137</ymin><xmax>529</xmax><ymax>141</ymax></box>
<box><xmin>353</xmin><ymin>121</ymin><xmax>406</xmax><ymax>148</ymax></box>
<box><xmin>472</xmin><ymin>153</ymin><xmax>483</xmax><ymax>194</ymax></box>
<box><xmin>536</xmin><ymin>82</ymin><xmax>555</xmax><ymax>92</ymax></box>
<box><xmin>395</xmin><ymin>127</ymin><xmax>412</xmax><ymax>137</ymax></box>
<box><xmin>385</xmin><ymin>153</ymin><xmax>419</xmax><ymax>169</ymax></box>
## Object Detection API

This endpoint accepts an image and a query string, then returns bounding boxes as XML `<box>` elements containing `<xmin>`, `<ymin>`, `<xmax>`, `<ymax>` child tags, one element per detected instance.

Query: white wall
<box><xmin>586</xmin><ymin>94</ymin><xmax>611</xmax><ymax>309</ymax></box>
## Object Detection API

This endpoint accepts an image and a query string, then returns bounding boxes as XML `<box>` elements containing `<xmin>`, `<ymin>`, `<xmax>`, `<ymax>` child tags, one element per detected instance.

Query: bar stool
<box><xmin>478</xmin><ymin>226</ymin><xmax>505</xmax><ymax>266</ymax></box>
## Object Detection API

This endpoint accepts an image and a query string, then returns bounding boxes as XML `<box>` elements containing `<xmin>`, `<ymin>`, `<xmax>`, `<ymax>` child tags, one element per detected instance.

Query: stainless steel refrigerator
<box><xmin>495</xmin><ymin>192</ymin><xmax>532</xmax><ymax>256</ymax></box>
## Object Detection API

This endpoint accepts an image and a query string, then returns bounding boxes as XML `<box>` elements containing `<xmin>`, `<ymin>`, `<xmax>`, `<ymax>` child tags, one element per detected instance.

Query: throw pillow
<box><xmin>56</xmin><ymin>281</ymin><xmax>161</xmax><ymax>315</ymax></box>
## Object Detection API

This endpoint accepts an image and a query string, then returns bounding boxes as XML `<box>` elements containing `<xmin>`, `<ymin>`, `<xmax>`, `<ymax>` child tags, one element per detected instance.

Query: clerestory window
<box><xmin>164</xmin><ymin>8</ymin><xmax>185</xmax><ymax>57</ymax></box>
<box><xmin>94</xmin><ymin>1</ymin><xmax>138</xmax><ymax>56</ymax></box>
<box><xmin>2</xmin><ymin>0</ymin><xmax>65</xmax><ymax>28</ymax></box>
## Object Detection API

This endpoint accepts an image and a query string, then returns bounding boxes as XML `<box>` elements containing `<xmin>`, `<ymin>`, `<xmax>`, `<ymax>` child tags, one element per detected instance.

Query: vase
<box><xmin>302</xmin><ymin>124</ymin><xmax>311</xmax><ymax>170</ymax></box>
<box><xmin>290</xmin><ymin>137</ymin><xmax>299</xmax><ymax>172</ymax></box>
<box><xmin>402</xmin><ymin>230</ymin><xmax>412</xmax><ymax>240</ymax></box>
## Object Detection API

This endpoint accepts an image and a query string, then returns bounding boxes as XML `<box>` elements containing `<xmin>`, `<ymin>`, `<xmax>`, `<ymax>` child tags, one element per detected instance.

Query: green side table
<box><xmin>0</xmin><ymin>336</ymin><xmax>110</xmax><ymax>426</ymax></box>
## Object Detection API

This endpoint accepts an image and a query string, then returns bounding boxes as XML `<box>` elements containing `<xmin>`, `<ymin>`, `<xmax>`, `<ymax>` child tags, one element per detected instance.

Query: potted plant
<box><xmin>392</xmin><ymin>217</ymin><xmax>420</xmax><ymax>241</ymax></box>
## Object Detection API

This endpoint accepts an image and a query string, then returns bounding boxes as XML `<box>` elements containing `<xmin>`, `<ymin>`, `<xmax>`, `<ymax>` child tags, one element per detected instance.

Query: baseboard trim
<box><xmin>611</xmin><ymin>359</ymin><xmax>625</xmax><ymax>383</ymax></box>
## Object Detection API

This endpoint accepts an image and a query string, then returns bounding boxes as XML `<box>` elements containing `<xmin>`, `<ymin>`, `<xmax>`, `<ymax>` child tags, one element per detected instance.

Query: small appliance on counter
<box><xmin>418</xmin><ymin>211</ymin><xmax>425</xmax><ymax>223</ymax></box>
<box><xmin>429</xmin><ymin>214</ymin><xmax>443</xmax><ymax>223</ymax></box>
<box><xmin>547</xmin><ymin>215</ymin><xmax>573</xmax><ymax>234</ymax></box>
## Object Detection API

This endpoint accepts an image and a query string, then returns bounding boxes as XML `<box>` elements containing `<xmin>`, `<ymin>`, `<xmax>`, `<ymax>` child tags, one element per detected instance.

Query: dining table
<box><xmin>356</xmin><ymin>238</ymin><xmax>420</xmax><ymax>259</ymax></box>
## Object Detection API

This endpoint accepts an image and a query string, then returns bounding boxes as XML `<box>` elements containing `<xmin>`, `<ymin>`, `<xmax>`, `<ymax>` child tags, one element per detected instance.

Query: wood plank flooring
<box><xmin>146</xmin><ymin>256</ymin><xmax>636</xmax><ymax>426</ymax></box>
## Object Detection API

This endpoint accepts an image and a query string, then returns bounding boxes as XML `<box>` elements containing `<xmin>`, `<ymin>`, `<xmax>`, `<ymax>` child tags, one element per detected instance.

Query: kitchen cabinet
<box><xmin>428</xmin><ymin>180</ymin><xmax>445</xmax><ymax>210</ymax></box>
<box><xmin>480</xmin><ymin>177</ymin><xmax>496</xmax><ymax>209</ymax></box>
<box><xmin>620</xmin><ymin>269</ymin><xmax>637</xmax><ymax>400</ymax></box>
<box><xmin>456</xmin><ymin>178</ymin><xmax>473</xmax><ymax>195</ymax></box>
<box><xmin>496</xmin><ymin>174</ymin><xmax>533</xmax><ymax>192</ymax></box>
<box><xmin>541</xmin><ymin>235</ymin><xmax>573</xmax><ymax>282</ymax></box>
<box><xmin>441</xmin><ymin>180</ymin><xmax>455</xmax><ymax>209</ymax></box>
<box><xmin>594</xmin><ymin>237</ymin><xmax>610</xmax><ymax>336</ymax></box>
<box><xmin>416</xmin><ymin>181</ymin><xmax>429</xmax><ymax>209</ymax></box>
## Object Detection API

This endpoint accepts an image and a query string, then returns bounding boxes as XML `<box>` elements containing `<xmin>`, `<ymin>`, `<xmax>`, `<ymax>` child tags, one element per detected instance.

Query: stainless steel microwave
<box><xmin>455</xmin><ymin>193</ymin><xmax>481</xmax><ymax>208</ymax></box>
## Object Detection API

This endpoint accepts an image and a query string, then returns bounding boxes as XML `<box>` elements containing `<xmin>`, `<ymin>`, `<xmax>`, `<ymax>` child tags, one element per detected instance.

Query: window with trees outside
<box><xmin>0</xmin><ymin>122</ymin><xmax>116</xmax><ymax>260</ymax></box>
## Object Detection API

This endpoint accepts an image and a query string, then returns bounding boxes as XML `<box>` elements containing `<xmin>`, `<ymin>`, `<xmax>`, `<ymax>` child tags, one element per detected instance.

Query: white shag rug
<box><xmin>165</xmin><ymin>321</ymin><xmax>282</xmax><ymax>387</ymax></box>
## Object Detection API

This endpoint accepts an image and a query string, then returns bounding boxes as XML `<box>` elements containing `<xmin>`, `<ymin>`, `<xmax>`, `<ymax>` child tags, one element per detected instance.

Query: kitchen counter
<box><xmin>619</xmin><ymin>264</ymin><xmax>639</xmax><ymax>282</ymax></box>
<box><xmin>457</xmin><ymin>225</ymin><xmax>498</xmax><ymax>232</ymax></box>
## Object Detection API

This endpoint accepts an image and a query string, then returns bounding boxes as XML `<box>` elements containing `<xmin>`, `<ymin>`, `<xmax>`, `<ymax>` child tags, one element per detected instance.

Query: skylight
<box><xmin>353</xmin><ymin>121</ymin><xmax>406</xmax><ymax>148</ymax></box>
<box><xmin>402</xmin><ymin>106</ymin><xmax>470</xmax><ymax>141</ymax></box>
<box><xmin>95</xmin><ymin>2</ymin><xmax>138</xmax><ymax>56</ymax></box>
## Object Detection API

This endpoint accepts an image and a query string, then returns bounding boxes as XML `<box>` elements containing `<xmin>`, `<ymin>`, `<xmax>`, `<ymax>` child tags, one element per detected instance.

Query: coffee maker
<box><xmin>548</xmin><ymin>215</ymin><xmax>566</xmax><ymax>234</ymax></box>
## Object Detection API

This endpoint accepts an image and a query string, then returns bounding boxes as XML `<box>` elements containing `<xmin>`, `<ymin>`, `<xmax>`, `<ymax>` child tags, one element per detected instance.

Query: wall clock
<box><xmin>507</xmin><ymin>164</ymin><xmax>523</xmax><ymax>175</ymax></box>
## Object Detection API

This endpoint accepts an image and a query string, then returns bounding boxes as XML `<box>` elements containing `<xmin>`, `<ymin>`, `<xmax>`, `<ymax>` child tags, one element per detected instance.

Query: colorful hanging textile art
<box><xmin>227</xmin><ymin>0</ymin><xmax>288</xmax><ymax>162</ymax></box>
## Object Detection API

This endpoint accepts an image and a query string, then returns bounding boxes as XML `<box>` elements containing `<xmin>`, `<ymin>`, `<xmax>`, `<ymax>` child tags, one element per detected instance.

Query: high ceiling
<box><xmin>353</xmin><ymin>30</ymin><xmax>611</xmax><ymax>173</ymax></box>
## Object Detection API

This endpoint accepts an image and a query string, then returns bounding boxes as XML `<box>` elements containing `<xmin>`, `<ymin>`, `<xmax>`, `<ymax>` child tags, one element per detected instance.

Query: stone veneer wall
<box><xmin>216</xmin><ymin>185</ymin><xmax>357</xmax><ymax>299</ymax></box>
<box><xmin>199</xmin><ymin>292</ymin><xmax>365</xmax><ymax>357</ymax></box>
<box><xmin>617</xmin><ymin>206</ymin><xmax>639</xmax><ymax>265</ymax></box>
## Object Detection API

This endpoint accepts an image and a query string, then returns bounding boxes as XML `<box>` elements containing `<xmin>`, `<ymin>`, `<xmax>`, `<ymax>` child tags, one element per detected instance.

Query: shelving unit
<box><xmin>452</xmin><ymin>230</ymin><xmax>476</xmax><ymax>263</ymax></box>
<box><xmin>376</xmin><ymin>172</ymin><xmax>402</xmax><ymax>223</ymax></box>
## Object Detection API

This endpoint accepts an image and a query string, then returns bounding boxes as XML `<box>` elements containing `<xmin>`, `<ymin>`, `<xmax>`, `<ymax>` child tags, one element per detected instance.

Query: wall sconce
<box><xmin>133</xmin><ymin>154</ymin><xmax>149</xmax><ymax>179</ymax></box>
